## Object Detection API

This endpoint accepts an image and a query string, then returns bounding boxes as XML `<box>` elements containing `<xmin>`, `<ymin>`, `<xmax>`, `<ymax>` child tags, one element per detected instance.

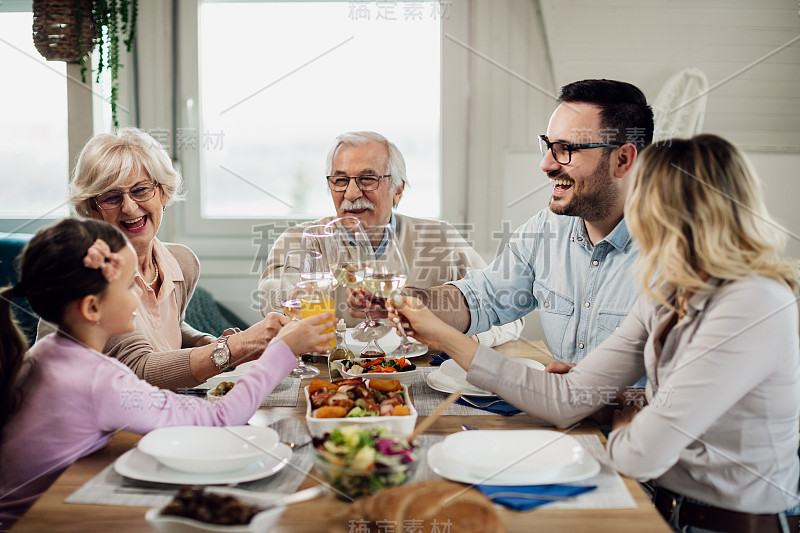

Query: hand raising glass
<box><xmin>280</xmin><ymin>250</ymin><xmax>322</xmax><ymax>378</ymax></box>
<box><xmin>326</xmin><ymin>216</ymin><xmax>391</xmax><ymax>356</ymax></box>
<box><xmin>362</xmin><ymin>224</ymin><xmax>428</xmax><ymax>358</ymax></box>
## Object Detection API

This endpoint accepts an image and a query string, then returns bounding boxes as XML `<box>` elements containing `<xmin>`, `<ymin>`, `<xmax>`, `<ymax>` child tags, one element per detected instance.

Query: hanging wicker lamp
<box><xmin>32</xmin><ymin>0</ymin><xmax>96</xmax><ymax>63</ymax></box>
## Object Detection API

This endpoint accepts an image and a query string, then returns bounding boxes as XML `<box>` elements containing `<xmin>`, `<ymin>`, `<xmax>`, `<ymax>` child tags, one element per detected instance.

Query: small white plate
<box><xmin>427</xmin><ymin>441</ymin><xmax>600</xmax><ymax>486</ymax></box>
<box><xmin>426</xmin><ymin>368</ymin><xmax>496</xmax><ymax>397</ymax></box>
<box><xmin>114</xmin><ymin>443</ymin><xmax>292</xmax><ymax>485</ymax></box>
<box><xmin>334</xmin><ymin>359</ymin><xmax>421</xmax><ymax>384</ymax></box>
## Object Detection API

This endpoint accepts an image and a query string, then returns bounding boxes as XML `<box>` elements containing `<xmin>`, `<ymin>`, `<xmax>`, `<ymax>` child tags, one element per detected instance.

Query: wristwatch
<box><xmin>211</xmin><ymin>335</ymin><xmax>231</xmax><ymax>371</ymax></box>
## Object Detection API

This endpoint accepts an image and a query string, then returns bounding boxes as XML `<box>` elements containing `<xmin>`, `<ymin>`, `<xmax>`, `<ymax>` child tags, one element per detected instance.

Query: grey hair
<box><xmin>324</xmin><ymin>131</ymin><xmax>408</xmax><ymax>192</ymax></box>
<box><xmin>69</xmin><ymin>127</ymin><xmax>185</xmax><ymax>218</ymax></box>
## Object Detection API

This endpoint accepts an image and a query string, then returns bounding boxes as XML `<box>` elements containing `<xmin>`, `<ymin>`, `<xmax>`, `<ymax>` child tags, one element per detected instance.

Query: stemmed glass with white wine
<box><xmin>325</xmin><ymin>216</ymin><xmax>391</xmax><ymax>357</ymax></box>
<box><xmin>280</xmin><ymin>249</ymin><xmax>322</xmax><ymax>378</ymax></box>
<box><xmin>300</xmin><ymin>224</ymin><xmax>337</xmax><ymax>286</ymax></box>
<box><xmin>361</xmin><ymin>224</ymin><xmax>428</xmax><ymax>358</ymax></box>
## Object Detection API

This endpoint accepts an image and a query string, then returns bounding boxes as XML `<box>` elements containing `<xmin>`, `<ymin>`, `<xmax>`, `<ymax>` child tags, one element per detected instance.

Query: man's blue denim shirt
<box><xmin>450</xmin><ymin>209</ymin><xmax>640</xmax><ymax>363</ymax></box>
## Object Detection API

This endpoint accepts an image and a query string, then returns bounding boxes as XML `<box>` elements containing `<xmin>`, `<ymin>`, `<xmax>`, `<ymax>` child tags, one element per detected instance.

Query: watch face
<box><xmin>212</xmin><ymin>348</ymin><xmax>229</xmax><ymax>367</ymax></box>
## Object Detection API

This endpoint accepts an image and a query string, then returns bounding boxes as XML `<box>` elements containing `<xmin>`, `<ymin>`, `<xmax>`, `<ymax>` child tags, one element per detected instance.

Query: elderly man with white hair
<box><xmin>258</xmin><ymin>131</ymin><xmax>522</xmax><ymax>347</ymax></box>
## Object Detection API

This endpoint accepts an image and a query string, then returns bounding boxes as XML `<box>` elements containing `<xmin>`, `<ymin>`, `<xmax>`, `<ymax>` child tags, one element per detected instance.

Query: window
<box><xmin>0</xmin><ymin>10</ymin><xmax>69</xmax><ymax>221</ymax></box>
<box><xmin>0</xmin><ymin>2</ymin><xmax>113</xmax><ymax>229</ymax></box>
<box><xmin>195</xmin><ymin>1</ymin><xmax>441</xmax><ymax>220</ymax></box>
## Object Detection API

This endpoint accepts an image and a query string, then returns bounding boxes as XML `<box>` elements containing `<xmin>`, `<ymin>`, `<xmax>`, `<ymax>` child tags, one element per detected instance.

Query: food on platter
<box><xmin>341</xmin><ymin>357</ymin><xmax>416</xmax><ymax>375</ymax></box>
<box><xmin>308</xmin><ymin>378</ymin><xmax>408</xmax><ymax>418</ymax></box>
<box><xmin>161</xmin><ymin>486</ymin><xmax>262</xmax><ymax>526</ymax></box>
<box><xmin>209</xmin><ymin>381</ymin><xmax>235</xmax><ymax>396</ymax></box>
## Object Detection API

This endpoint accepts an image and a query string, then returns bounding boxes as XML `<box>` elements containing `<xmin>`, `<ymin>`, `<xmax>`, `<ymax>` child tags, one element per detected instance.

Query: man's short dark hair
<box><xmin>558</xmin><ymin>79</ymin><xmax>654</xmax><ymax>150</ymax></box>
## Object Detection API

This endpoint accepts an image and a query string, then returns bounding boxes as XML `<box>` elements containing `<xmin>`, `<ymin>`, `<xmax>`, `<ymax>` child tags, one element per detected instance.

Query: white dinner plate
<box><xmin>441</xmin><ymin>358</ymin><xmax>544</xmax><ymax>383</ymax></box>
<box><xmin>114</xmin><ymin>442</ymin><xmax>292</xmax><ymax>485</ymax></box>
<box><xmin>442</xmin><ymin>430</ymin><xmax>585</xmax><ymax>480</ymax></box>
<box><xmin>426</xmin><ymin>368</ymin><xmax>497</xmax><ymax>397</ymax></box>
<box><xmin>427</xmin><ymin>441</ymin><xmax>600</xmax><ymax>486</ymax></box>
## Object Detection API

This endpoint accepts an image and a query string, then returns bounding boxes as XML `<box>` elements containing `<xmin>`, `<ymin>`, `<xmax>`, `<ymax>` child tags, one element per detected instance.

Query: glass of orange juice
<box><xmin>281</xmin><ymin>251</ymin><xmax>325</xmax><ymax>379</ymax></box>
<box><xmin>298</xmin><ymin>279</ymin><xmax>336</xmax><ymax>354</ymax></box>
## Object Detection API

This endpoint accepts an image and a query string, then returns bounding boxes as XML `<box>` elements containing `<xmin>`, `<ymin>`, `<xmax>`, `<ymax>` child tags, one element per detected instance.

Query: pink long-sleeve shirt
<box><xmin>0</xmin><ymin>333</ymin><xmax>296</xmax><ymax>530</ymax></box>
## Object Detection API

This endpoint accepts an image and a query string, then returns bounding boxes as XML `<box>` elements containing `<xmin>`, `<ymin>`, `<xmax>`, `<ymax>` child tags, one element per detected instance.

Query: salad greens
<box><xmin>312</xmin><ymin>425</ymin><xmax>418</xmax><ymax>498</ymax></box>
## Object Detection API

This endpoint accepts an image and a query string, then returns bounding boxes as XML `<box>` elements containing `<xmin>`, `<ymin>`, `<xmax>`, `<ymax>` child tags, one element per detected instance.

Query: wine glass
<box><xmin>280</xmin><ymin>250</ymin><xmax>321</xmax><ymax>378</ymax></box>
<box><xmin>326</xmin><ymin>216</ymin><xmax>391</xmax><ymax>357</ymax></box>
<box><xmin>361</xmin><ymin>224</ymin><xmax>428</xmax><ymax>358</ymax></box>
<box><xmin>300</xmin><ymin>224</ymin><xmax>337</xmax><ymax>285</ymax></box>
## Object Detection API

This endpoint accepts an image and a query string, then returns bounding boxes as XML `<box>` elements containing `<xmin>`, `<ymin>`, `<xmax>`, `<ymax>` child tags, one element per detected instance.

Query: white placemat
<box><xmin>411</xmin><ymin>368</ymin><xmax>513</xmax><ymax>416</ymax></box>
<box><xmin>66</xmin><ymin>418</ymin><xmax>313</xmax><ymax>508</ymax></box>
<box><xmin>412</xmin><ymin>433</ymin><xmax>636</xmax><ymax>509</ymax></box>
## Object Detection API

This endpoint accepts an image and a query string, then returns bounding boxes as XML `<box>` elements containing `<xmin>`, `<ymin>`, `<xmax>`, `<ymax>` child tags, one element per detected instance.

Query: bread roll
<box><xmin>349</xmin><ymin>480</ymin><xmax>504</xmax><ymax>533</ymax></box>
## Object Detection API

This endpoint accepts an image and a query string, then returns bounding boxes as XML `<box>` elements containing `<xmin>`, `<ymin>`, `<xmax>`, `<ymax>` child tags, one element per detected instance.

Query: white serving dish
<box><xmin>145</xmin><ymin>487</ymin><xmax>284</xmax><ymax>533</ymax></box>
<box><xmin>440</xmin><ymin>430</ymin><xmax>590</xmax><ymax>482</ymax></box>
<box><xmin>137</xmin><ymin>426</ymin><xmax>279</xmax><ymax>474</ymax></box>
<box><xmin>333</xmin><ymin>358</ymin><xmax>421</xmax><ymax>384</ymax></box>
<box><xmin>304</xmin><ymin>381</ymin><xmax>417</xmax><ymax>438</ymax></box>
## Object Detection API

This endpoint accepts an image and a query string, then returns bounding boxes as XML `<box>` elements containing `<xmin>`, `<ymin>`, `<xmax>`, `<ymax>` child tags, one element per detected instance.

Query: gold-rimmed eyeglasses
<box><xmin>94</xmin><ymin>182</ymin><xmax>160</xmax><ymax>210</ymax></box>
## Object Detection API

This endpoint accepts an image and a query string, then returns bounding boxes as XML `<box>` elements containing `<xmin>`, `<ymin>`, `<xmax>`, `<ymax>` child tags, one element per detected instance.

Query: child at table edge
<box><xmin>0</xmin><ymin>218</ymin><xmax>334</xmax><ymax>530</ymax></box>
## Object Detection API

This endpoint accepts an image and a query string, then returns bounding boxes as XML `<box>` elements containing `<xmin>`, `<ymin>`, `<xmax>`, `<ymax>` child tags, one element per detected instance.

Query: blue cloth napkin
<box><xmin>477</xmin><ymin>484</ymin><xmax>597</xmax><ymax>511</ymax></box>
<box><xmin>430</xmin><ymin>351</ymin><xmax>450</xmax><ymax>365</ymax></box>
<box><xmin>456</xmin><ymin>398</ymin><xmax>522</xmax><ymax>416</ymax></box>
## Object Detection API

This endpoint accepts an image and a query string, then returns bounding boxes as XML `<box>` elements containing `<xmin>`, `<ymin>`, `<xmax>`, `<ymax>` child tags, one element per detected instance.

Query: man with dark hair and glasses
<box><xmin>375</xmin><ymin>79</ymin><xmax>654</xmax><ymax>369</ymax></box>
<box><xmin>258</xmin><ymin>131</ymin><xmax>522</xmax><ymax>347</ymax></box>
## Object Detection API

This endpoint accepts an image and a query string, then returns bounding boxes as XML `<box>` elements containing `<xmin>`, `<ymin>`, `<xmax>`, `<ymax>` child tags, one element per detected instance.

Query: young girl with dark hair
<box><xmin>0</xmin><ymin>218</ymin><xmax>333</xmax><ymax>529</ymax></box>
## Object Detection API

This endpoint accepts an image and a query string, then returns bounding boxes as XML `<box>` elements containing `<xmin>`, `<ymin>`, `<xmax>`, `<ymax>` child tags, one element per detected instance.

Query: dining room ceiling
<box><xmin>537</xmin><ymin>0</ymin><xmax>800</xmax><ymax>151</ymax></box>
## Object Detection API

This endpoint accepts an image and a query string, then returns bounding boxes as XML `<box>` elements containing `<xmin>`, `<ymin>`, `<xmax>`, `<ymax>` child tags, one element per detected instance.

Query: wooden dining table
<box><xmin>11</xmin><ymin>340</ymin><xmax>671</xmax><ymax>533</ymax></box>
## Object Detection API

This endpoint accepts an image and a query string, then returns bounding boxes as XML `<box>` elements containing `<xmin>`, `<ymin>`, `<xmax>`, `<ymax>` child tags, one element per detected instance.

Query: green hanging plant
<box><xmin>88</xmin><ymin>0</ymin><xmax>138</xmax><ymax>127</ymax></box>
<box><xmin>32</xmin><ymin>0</ymin><xmax>137</xmax><ymax>127</ymax></box>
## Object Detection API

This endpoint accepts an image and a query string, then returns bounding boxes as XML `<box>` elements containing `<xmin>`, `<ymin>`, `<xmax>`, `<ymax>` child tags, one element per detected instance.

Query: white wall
<box><xmin>745</xmin><ymin>151</ymin><xmax>800</xmax><ymax>261</ymax></box>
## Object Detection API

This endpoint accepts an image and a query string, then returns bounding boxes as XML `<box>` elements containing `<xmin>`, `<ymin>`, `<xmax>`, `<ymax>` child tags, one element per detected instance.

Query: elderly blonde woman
<box><xmin>38</xmin><ymin>128</ymin><xmax>289</xmax><ymax>389</ymax></box>
<box><xmin>390</xmin><ymin>135</ymin><xmax>799</xmax><ymax>533</ymax></box>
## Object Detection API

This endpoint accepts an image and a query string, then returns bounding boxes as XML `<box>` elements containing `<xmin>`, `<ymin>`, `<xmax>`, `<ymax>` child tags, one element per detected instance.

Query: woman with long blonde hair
<box><xmin>389</xmin><ymin>134</ymin><xmax>799</xmax><ymax>532</ymax></box>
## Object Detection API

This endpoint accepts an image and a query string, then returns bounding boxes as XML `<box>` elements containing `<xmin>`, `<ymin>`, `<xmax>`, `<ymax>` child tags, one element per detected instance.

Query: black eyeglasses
<box><xmin>538</xmin><ymin>134</ymin><xmax>623</xmax><ymax>165</ymax></box>
<box><xmin>94</xmin><ymin>181</ymin><xmax>160</xmax><ymax>210</ymax></box>
<box><xmin>326</xmin><ymin>175</ymin><xmax>391</xmax><ymax>192</ymax></box>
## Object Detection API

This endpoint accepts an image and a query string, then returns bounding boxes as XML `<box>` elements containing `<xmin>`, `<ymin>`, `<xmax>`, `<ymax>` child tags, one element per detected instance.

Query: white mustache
<box><xmin>340</xmin><ymin>198</ymin><xmax>374</xmax><ymax>211</ymax></box>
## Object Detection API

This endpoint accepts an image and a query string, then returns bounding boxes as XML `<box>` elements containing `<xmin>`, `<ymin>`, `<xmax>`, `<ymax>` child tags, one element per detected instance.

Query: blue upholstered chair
<box><xmin>0</xmin><ymin>233</ymin><xmax>38</xmax><ymax>344</ymax></box>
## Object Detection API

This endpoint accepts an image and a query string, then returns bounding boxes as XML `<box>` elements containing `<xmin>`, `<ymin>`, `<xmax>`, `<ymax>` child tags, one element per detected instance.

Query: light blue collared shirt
<box><xmin>451</xmin><ymin>209</ymin><xmax>640</xmax><ymax>363</ymax></box>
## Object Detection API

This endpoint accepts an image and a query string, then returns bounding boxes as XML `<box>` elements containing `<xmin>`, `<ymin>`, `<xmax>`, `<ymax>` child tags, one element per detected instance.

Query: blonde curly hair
<box><xmin>625</xmin><ymin>134</ymin><xmax>799</xmax><ymax>311</ymax></box>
